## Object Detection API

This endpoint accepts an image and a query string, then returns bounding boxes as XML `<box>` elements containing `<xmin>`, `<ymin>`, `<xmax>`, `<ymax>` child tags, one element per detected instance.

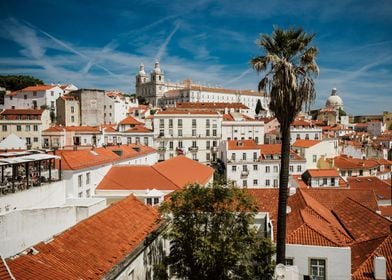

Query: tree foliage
<box><xmin>158</xmin><ymin>183</ymin><xmax>275</xmax><ymax>280</ymax></box>
<box><xmin>251</xmin><ymin>26</ymin><xmax>318</xmax><ymax>264</ymax></box>
<box><xmin>0</xmin><ymin>75</ymin><xmax>44</xmax><ymax>91</ymax></box>
<box><xmin>255</xmin><ymin>99</ymin><xmax>263</xmax><ymax>115</ymax></box>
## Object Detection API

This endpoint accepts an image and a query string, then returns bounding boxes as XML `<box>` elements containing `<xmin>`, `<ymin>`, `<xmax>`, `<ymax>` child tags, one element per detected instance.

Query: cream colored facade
<box><xmin>0</xmin><ymin>109</ymin><xmax>50</xmax><ymax>149</ymax></box>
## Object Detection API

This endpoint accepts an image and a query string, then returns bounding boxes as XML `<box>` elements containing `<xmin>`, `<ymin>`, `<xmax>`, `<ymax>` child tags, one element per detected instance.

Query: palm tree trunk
<box><xmin>276</xmin><ymin>125</ymin><xmax>291</xmax><ymax>264</ymax></box>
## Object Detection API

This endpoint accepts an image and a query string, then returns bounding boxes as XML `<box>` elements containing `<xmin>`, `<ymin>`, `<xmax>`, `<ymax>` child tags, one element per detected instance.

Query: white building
<box><xmin>4</xmin><ymin>85</ymin><xmax>64</xmax><ymax>114</ymax></box>
<box><xmin>222</xmin><ymin>112</ymin><xmax>265</xmax><ymax>143</ymax></box>
<box><xmin>153</xmin><ymin>109</ymin><xmax>222</xmax><ymax>163</ymax></box>
<box><xmin>290</xmin><ymin>119</ymin><xmax>322</xmax><ymax>145</ymax></box>
<box><xmin>292</xmin><ymin>139</ymin><xmax>339</xmax><ymax>170</ymax></box>
<box><xmin>103</xmin><ymin>91</ymin><xmax>139</xmax><ymax>125</ymax></box>
<box><xmin>222</xmin><ymin>140</ymin><xmax>306</xmax><ymax>188</ymax></box>
<box><xmin>135</xmin><ymin>62</ymin><xmax>270</xmax><ymax>115</ymax></box>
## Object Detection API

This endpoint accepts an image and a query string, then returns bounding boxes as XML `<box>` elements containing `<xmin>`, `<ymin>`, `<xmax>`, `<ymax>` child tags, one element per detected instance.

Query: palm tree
<box><xmin>251</xmin><ymin>27</ymin><xmax>319</xmax><ymax>264</ymax></box>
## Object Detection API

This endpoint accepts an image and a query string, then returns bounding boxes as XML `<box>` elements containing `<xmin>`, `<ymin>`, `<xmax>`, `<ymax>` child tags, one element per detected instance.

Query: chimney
<box><xmin>374</xmin><ymin>256</ymin><xmax>386</xmax><ymax>280</ymax></box>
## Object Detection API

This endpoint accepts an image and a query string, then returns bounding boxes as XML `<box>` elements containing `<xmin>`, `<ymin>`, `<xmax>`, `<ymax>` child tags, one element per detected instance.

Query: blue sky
<box><xmin>0</xmin><ymin>0</ymin><xmax>391</xmax><ymax>114</ymax></box>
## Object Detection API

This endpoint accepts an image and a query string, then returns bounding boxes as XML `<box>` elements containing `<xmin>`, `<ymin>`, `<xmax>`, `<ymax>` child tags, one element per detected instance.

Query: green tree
<box><xmin>251</xmin><ymin>27</ymin><xmax>318</xmax><ymax>264</ymax></box>
<box><xmin>255</xmin><ymin>99</ymin><xmax>263</xmax><ymax>115</ymax></box>
<box><xmin>158</xmin><ymin>183</ymin><xmax>275</xmax><ymax>280</ymax></box>
<box><xmin>0</xmin><ymin>75</ymin><xmax>44</xmax><ymax>91</ymax></box>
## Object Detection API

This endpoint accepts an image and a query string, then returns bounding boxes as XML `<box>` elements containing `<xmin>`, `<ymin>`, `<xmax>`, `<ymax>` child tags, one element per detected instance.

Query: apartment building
<box><xmin>0</xmin><ymin>109</ymin><xmax>51</xmax><ymax>149</ymax></box>
<box><xmin>153</xmin><ymin>109</ymin><xmax>223</xmax><ymax>163</ymax></box>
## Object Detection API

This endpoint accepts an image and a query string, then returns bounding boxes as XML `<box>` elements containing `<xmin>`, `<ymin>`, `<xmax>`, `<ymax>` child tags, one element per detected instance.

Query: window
<box><xmin>169</xmin><ymin>119</ymin><xmax>173</xmax><ymax>128</ymax></box>
<box><xmin>265</xmin><ymin>166</ymin><xmax>270</xmax><ymax>173</ymax></box>
<box><xmin>86</xmin><ymin>172</ymin><xmax>90</xmax><ymax>185</ymax></box>
<box><xmin>242</xmin><ymin>153</ymin><xmax>246</xmax><ymax>160</ymax></box>
<box><xmin>33</xmin><ymin>125</ymin><xmax>38</xmax><ymax>131</ymax></box>
<box><xmin>25</xmin><ymin>125</ymin><xmax>30</xmax><ymax>132</ymax></box>
<box><xmin>86</xmin><ymin>189</ymin><xmax>91</xmax><ymax>198</ymax></box>
<box><xmin>273</xmin><ymin>179</ymin><xmax>278</xmax><ymax>187</ymax></box>
<box><xmin>192</xmin><ymin>141</ymin><xmax>197</xmax><ymax>148</ymax></box>
<box><xmin>289</xmin><ymin>165</ymin><xmax>294</xmax><ymax>172</ymax></box>
<box><xmin>169</xmin><ymin>141</ymin><xmax>174</xmax><ymax>150</ymax></box>
<box><xmin>154</xmin><ymin>197</ymin><xmax>159</xmax><ymax>205</ymax></box>
<box><xmin>310</xmin><ymin>259</ymin><xmax>326</xmax><ymax>280</ymax></box>
<box><xmin>231</xmin><ymin>153</ymin><xmax>236</xmax><ymax>161</ymax></box>
<box><xmin>206</xmin><ymin>129</ymin><xmax>210</xmax><ymax>136</ymax></box>
<box><xmin>322</xmin><ymin>178</ymin><xmax>327</xmax><ymax>185</ymax></box>
<box><xmin>192</xmin><ymin>119</ymin><xmax>196</xmax><ymax>128</ymax></box>
<box><xmin>71</xmin><ymin>116</ymin><xmax>75</xmax><ymax>122</ymax></box>
<box><xmin>253</xmin><ymin>179</ymin><xmax>258</xmax><ymax>185</ymax></box>
<box><xmin>312</xmin><ymin>155</ymin><xmax>317</xmax><ymax>163</ymax></box>
<box><xmin>24</xmin><ymin>94</ymin><xmax>27</xmax><ymax>99</ymax></box>
<box><xmin>51</xmin><ymin>91</ymin><xmax>54</xmax><ymax>96</ymax></box>
<box><xmin>159</xmin><ymin>119</ymin><xmax>164</xmax><ymax>128</ymax></box>
<box><xmin>192</xmin><ymin>129</ymin><xmax>196</xmax><ymax>136</ymax></box>
<box><xmin>17</xmin><ymin>125</ymin><xmax>21</xmax><ymax>131</ymax></box>
<box><xmin>359</xmin><ymin>170</ymin><xmax>363</xmax><ymax>176</ymax></box>
<box><xmin>146</xmin><ymin>198</ymin><xmax>152</xmax><ymax>205</ymax></box>
<box><xmin>206</xmin><ymin>153</ymin><xmax>210</xmax><ymax>161</ymax></box>
<box><xmin>348</xmin><ymin>170</ymin><xmax>352</xmax><ymax>176</ymax></box>
<box><xmin>2</xmin><ymin>125</ymin><xmax>6</xmax><ymax>131</ymax></box>
<box><xmin>33</xmin><ymin>91</ymin><xmax>37</xmax><ymax>96</ymax></box>
<box><xmin>178</xmin><ymin>119</ymin><xmax>183</xmax><ymax>128</ymax></box>
<box><xmin>242</xmin><ymin>165</ymin><xmax>248</xmax><ymax>171</ymax></box>
<box><xmin>51</xmin><ymin>101</ymin><xmax>55</xmax><ymax>108</ymax></box>
<box><xmin>26</xmin><ymin>137</ymin><xmax>31</xmax><ymax>145</ymax></box>
<box><xmin>305</xmin><ymin>133</ymin><xmax>309</xmax><ymax>140</ymax></box>
<box><xmin>212</xmin><ymin>129</ymin><xmax>217</xmax><ymax>136</ymax></box>
<box><xmin>253</xmin><ymin>165</ymin><xmax>258</xmax><ymax>171</ymax></box>
<box><xmin>178</xmin><ymin>129</ymin><xmax>182</xmax><ymax>136</ymax></box>
<box><xmin>285</xmin><ymin>258</ymin><xmax>294</xmax><ymax>266</ymax></box>
<box><xmin>274</xmin><ymin>166</ymin><xmax>279</xmax><ymax>173</ymax></box>
<box><xmin>243</xmin><ymin>180</ymin><xmax>247</xmax><ymax>187</ymax></box>
<box><xmin>33</xmin><ymin>137</ymin><xmax>38</xmax><ymax>142</ymax></box>
<box><xmin>206</xmin><ymin>119</ymin><xmax>210</xmax><ymax>128</ymax></box>
<box><xmin>78</xmin><ymin>175</ymin><xmax>82</xmax><ymax>187</ymax></box>
<box><xmin>232</xmin><ymin>165</ymin><xmax>237</xmax><ymax>172</ymax></box>
<box><xmin>331</xmin><ymin>177</ymin><xmax>335</xmax><ymax>186</ymax></box>
<box><xmin>265</xmin><ymin>179</ymin><xmax>270</xmax><ymax>186</ymax></box>
<box><xmin>178</xmin><ymin>141</ymin><xmax>183</xmax><ymax>148</ymax></box>
<box><xmin>341</xmin><ymin>170</ymin><xmax>346</xmax><ymax>176</ymax></box>
<box><xmin>297</xmin><ymin>165</ymin><xmax>302</xmax><ymax>172</ymax></box>
<box><xmin>253</xmin><ymin>152</ymin><xmax>257</xmax><ymax>161</ymax></box>
<box><xmin>78</xmin><ymin>192</ymin><xmax>83</xmax><ymax>198</ymax></box>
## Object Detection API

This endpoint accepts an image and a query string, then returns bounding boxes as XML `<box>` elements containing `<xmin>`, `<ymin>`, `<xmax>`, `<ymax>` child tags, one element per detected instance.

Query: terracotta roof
<box><xmin>292</xmin><ymin>139</ymin><xmax>321</xmax><ymax>148</ymax></box>
<box><xmin>332</xmin><ymin>156</ymin><xmax>380</xmax><ymax>170</ymax></box>
<box><xmin>176</xmin><ymin>102</ymin><xmax>249</xmax><ymax>110</ymax></box>
<box><xmin>379</xmin><ymin>205</ymin><xmax>392</xmax><ymax>218</ymax></box>
<box><xmin>153</xmin><ymin>156</ymin><xmax>214</xmax><ymax>187</ymax></box>
<box><xmin>347</xmin><ymin>176</ymin><xmax>391</xmax><ymax>201</ymax></box>
<box><xmin>227</xmin><ymin>140</ymin><xmax>259</xmax><ymax>150</ymax></box>
<box><xmin>0</xmin><ymin>257</ymin><xmax>14</xmax><ymax>280</ymax></box>
<box><xmin>97</xmin><ymin>155</ymin><xmax>213</xmax><ymax>191</ymax></box>
<box><xmin>305</xmin><ymin>169</ymin><xmax>340</xmax><ymax>177</ymax></box>
<box><xmin>352</xmin><ymin>234</ymin><xmax>392</xmax><ymax>280</ymax></box>
<box><xmin>42</xmin><ymin>125</ymin><xmax>65</xmax><ymax>133</ymax></box>
<box><xmin>56</xmin><ymin>144</ymin><xmax>156</xmax><ymax>170</ymax></box>
<box><xmin>96</xmin><ymin>165</ymin><xmax>179</xmax><ymax>190</ymax></box>
<box><xmin>102</xmin><ymin>126</ymin><xmax>117</xmax><ymax>132</ymax></box>
<box><xmin>291</xmin><ymin>119</ymin><xmax>312</xmax><ymax>127</ymax></box>
<box><xmin>0</xmin><ymin>109</ymin><xmax>44</xmax><ymax>115</ymax></box>
<box><xmin>43</xmin><ymin>125</ymin><xmax>102</xmax><ymax>133</ymax></box>
<box><xmin>125</xmin><ymin>125</ymin><xmax>152</xmax><ymax>133</ymax></box>
<box><xmin>332</xmin><ymin>198</ymin><xmax>391</xmax><ymax>243</ymax></box>
<box><xmin>156</xmin><ymin>109</ymin><xmax>220</xmax><ymax>115</ymax></box>
<box><xmin>60</xmin><ymin>95</ymin><xmax>76</xmax><ymax>100</ymax></box>
<box><xmin>118</xmin><ymin>116</ymin><xmax>142</xmax><ymax>125</ymax></box>
<box><xmin>223</xmin><ymin>114</ymin><xmax>234</xmax><ymax>121</ymax></box>
<box><xmin>258</xmin><ymin>144</ymin><xmax>303</xmax><ymax>160</ymax></box>
<box><xmin>7</xmin><ymin>195</ymin><xmax>160</xmax><ymax>280</ymax></box>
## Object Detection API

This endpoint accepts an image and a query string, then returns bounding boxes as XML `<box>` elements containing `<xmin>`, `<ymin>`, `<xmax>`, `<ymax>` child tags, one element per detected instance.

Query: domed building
<box><xmin>325</xmin><ymin>88</ymin><xmax>344</xmax><ymax>110</ymax></box>
<box><xmin>317</xmin><ymin>88</ymin><xmax>345</xmax><ymax>125</ymax></box>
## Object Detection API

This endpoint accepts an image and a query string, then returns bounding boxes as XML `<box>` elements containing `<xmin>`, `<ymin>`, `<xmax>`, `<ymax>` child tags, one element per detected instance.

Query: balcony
<box><xmin>157</xmin><ymin>146</ymin><xmax>166</xmax><ymax>152</ymax></box>
<box><xmin>189</xmin><ymin>146</ymin><xmax>199</xmax><ymax>152</ymax></box>
<box><xmin>210</xmin><ymin>146</ymin><xmax>218</xmax><ymax>153</ymax></box>
<box><xmin>176</xmin><ymin>147</ymin><xmax>185</xmax><ymax>155</ymax></box>
<box><xmin>241</xmin><ymin>170</ymin><xmax>249</xmax><ymax>177</ymax></box>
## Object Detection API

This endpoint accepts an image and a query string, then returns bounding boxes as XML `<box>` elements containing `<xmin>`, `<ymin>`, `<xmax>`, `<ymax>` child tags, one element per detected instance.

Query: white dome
<box><xmin>153</xmin><ymin>60</ymin><xmax>161</xmax><ymax>74</ymax></box>
<box><xmin>325</xmin><ymin>88</ymin><xmax>343</xmax><ymax>109</ymax></box>
<box><xmin>138</xmin><ymin>63</ymin><xmax>146</xmax><ymax>76</ymax></box>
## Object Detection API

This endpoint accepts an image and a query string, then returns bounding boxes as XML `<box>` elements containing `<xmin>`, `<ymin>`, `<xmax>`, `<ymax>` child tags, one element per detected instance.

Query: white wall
<box><xmin>294</xmin><ymin>139</ymin><xmax>339</xmax><ymax>170</ymax></box>
<box><xmin>0</xmin><ymin>180</ymin><xmax>66</xmax><ymax>213</ymax></box>
<box><xmin>286</xmin><ymin>244</ymin><xmax>351</xmax><ymax>280</ymax></box>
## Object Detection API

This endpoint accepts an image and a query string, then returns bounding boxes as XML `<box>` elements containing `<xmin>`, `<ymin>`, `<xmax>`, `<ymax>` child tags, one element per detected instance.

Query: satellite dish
<box><xmin>274</xmin><ymin>263</ymin><xmax>286</xmax><ymax>278</ymax></box>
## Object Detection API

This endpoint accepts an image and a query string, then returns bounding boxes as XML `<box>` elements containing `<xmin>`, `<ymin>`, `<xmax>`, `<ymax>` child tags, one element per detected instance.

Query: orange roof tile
<box><xmin>21</xmin><ymin>85</ymin><xmax>56</xmax><ymax>92</ymax></box>
<box><xmin>227</xmin><ymin>139</ymin><xmax>259</xmax><ymax>150</ymax></box>
<box><xmin>347</xmin><ymin>176</ymin><xmax>391</xmax><ymax>201</ymax></box>
<box><xmin>97</xmin><ymin>155</ymin><xmax>213</xmax><ymax>191</ymax></box>
<box><xmin>97</xmin><ymin>165</ymin><xmax>178</xmax><ymax>190</ymax></box>
<box><xmin>333</xmin><ymin>156</ymin><xmax>380</xmax><ymax>170</ymax></box>
<box><xmin>7</xmin><ymin>195</ymin><xmax>160</xmax><ymax>279</ymax></box>
<box><xmin>153</xmin><ymin>156</ymin><xmax>214</xmax><ymax>187</ymax></box>
<box><xmin>292</xmin><ymin>139</ymin><xmax>321</xmax><ymax>148</ymax></box>
<box><xmin>305</xmin><ymin>169</ymin><xmax>340</xmax><ymax>177</ymax></box>
<box><xmin>380</xmin><ymin>205</ymin><xmax>392</xmax><ymax>218</ymax></box>
<box><xmin>125</xmin><ymin>125</ymin><xmax>152</xmax><ymax>133</ymax></box>
<box><xmin>118</xmin><ymin>116</ymin><xmax>142</xmax><ymax>125</ymax></box>
<box><xmin>0</xmin><ymin>109</ymin><xmax>44</xmax><ymax>115</ymax></box>
<box><xmin>0</xmin><ymin>257</ymin><xmax>14</xmax><ymax>280</ymax></box>
<box><xmin>176</xmin><ymin>102</ymin><xmax>248</xmax><ymax>110</ymax></box>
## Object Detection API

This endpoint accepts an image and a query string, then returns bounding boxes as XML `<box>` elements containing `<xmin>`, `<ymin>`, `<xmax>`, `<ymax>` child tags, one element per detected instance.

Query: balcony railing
<box><xmin>241</xmin><ymin>170</ymin><xmax>249</xmax><ymax>177</ymax></box>
<box><xmin>189</xmin><ymin>146</ymin><xmax>199</xmax><ymax>152</ymax></box>
<box><xmin>210</xmin><ymin>146</ymin><xmax>218</xmax><ymax>153</ymax></box>
<box><xmin>157</xmin><ymin>146</ymin><xmax>166</xmax><ymax>152</ymax></box>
